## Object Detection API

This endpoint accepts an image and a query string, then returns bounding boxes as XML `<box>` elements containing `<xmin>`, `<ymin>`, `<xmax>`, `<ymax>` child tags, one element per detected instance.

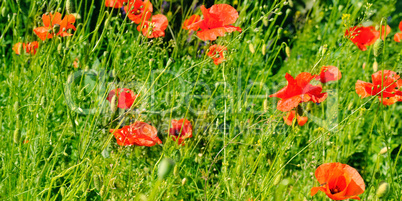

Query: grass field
<box><xmin>1</xmin><ymin>0</ymin><xmax>402</xmax><ymax>200</ymax></box>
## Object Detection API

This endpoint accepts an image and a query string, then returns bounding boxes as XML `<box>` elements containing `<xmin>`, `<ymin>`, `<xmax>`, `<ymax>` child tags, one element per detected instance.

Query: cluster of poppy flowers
<box><xmin>13</xmin><ymin>12</ymin><xmax>77</xmax><ymax>55</ymax></box>
<box><xmin>107</xmin><ymin>88</ymin><xmax>193</xmax><ymax>146</ymax></box>
<box><xmin>270</xmin><ymin>66</ymin><xmax>341</xmax><ymax>126</ymax></box>
<box><xmin>345</xmin><ymin>20</ymin><xmax>402</xmax><ymax>51</ymax></box>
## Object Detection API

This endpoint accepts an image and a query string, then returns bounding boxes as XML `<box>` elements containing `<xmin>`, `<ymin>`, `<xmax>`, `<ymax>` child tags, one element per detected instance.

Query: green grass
<box><xmin>1</xmin><ymin>0</ymin><xmax>402</xmax><ymax>200</ymax></box>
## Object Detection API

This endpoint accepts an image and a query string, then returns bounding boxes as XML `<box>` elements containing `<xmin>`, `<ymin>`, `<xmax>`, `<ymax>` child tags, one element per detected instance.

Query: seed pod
<box><xmin>376</xmin><ymin>181</ymin><xmax>389</xmax><ymax>198</ymax></box>
<box><xmin>373</xmin><ymin>39</ymin><xmax>383</xmax><ymax>57</ymax></box>
<box><xmin>262</xmin><ymin>43</ymin><xmax>266</xmax><ymax>56</ymax></box>
<box><xmin>66</xmin><ymin>0</ymin><xmax>74</xmax><ymax>14</ymax></box>
<box><xmin>373</xmin><ymin>60</ymin><xmax>378</xmax><ymax>72</ymax></box>
<box><xmin>93</xmin><ymin>174</ymin><xmax>101</xmax><ymax>191</ymax></box>
<box><xmin>158</xmin><ymin>158</ymin><xmax>175</xmax><ymax>180</ymax></box>
<box><xmin>14</xmin><ymin>128</ymin><xmax>21</xmax><ymax>144</ymax></box>
<box><xmin>57</xmin><ymin>43</ymin><xmax>63</xmax><ymax>55</ymax></box>
<box><xmin>248</xmin><ymin>43</ymin><xmax>255</xmax><ymax>54</ymax></box>
<box><xmin>285</xmin><ymin>46</ymin><xmax>291</xmax><ymax>58</ymax></box>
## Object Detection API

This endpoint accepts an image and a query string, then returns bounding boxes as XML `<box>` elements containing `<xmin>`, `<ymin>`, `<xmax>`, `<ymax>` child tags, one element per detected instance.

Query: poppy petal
<box><xmin>33</xmin><ymin>27</ymin><xmax>53</xmax><ymax>41</ymax></box>
<box><xmin>183</xmin><ymin>14</ymin><xmax>201</xmax><ymax>31</ymax></box>
<box><xmin>277</xmin><ymin>95</ymin><xmax>302</xmax><ymax>111</ymax></box>
<box><xmin>283</xmin><ymin>111</ymin><xmax>295</xmax><ymax>125</ymax></box>
<box><xmin>394</xmin><ymin>33</ymin><xmax>402</xmax><ymax>42</ymax></box>
<box><xmin>355</xmin><ymin>80</ymin><xmax>373</xmax><ymax>98</ymax></box>
<box><xmin>208</xmin><ymin>4</ymin><xmax>239</xmax><ymax>25</ymax></box>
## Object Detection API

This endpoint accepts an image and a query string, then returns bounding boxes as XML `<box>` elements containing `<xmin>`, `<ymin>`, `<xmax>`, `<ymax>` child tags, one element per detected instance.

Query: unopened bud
<box><xmin>285</xmin><ymin>46</ymin><xmax>291</xmax><ymax>58</ymax></box>
<box><xmin>149</xmin><ymin>58</ymin><xmax>154</xmax><ymax>67</ymax></box>
<box><xmin>13</xmin><ymin>101</ymin><xmax>19</xmax><ymax>112</ymax></box>
<box><xmin>110</xmin><ymin>95</ymin><xmax>117</xmax><ymax>113</ymax></box>
<box><xmin>263</xmin><ymin>99</ymin><xmax>268</xmax><ymax>112</ymax></box>
<box><xmin>249</xmin><ymin>43</ymin><xmax>255</xmax><ymax>54</ymax></box>
<box><xmin>181</xmin><ymin>178</ymin><xmax>187</xmax><ymax>185</ymax></box>
<box><xmin>277</xmin><ymin>27</ymin><xmax>283</xmax><ymax>36</ymax></box>
<box><xmin>373</xmin><ymin>60</ymin><xmax>378</xmax><ymax>72</ymax></box>
<box><xmin>373</xmin><ymin>39</ymin><xmax>383</xmax><ymax>57</ymax></box>
<box><xmin>321</xmin><ymin>44</ymin><xmax>328</xmax><ymax>56</ymax></box>
<box><xmin>57</xmin><ymin>43</ymin><xmax>63</xmax><ymax>54</ymax></box>
<box><xmin>71</xmin><ymin>13</ymin><xmax>81</xmax><ymax>20</ymax></box>
<box><xmin>1</xmin><ymin>7</ymin><xmax>6</xmax><ymax>17</ymax></box>
<box><xmin>376</xmin><ymin>181</ymin><xmax>389</xmax><ymax>198</ymax></box>
<box><xmin>379</xmin><ymin>147</ymin><xmax>389</xmax><ymax>154</ymax></box>
<box><xmin>60</xmin><ymin>186</ymin><xmax>66</xmax><ymax>196</ymax></box>
<box><xmin>53</xmin><ymin>24</ymin><xmax>60</xmax><ymax>34</ymax></box>
<box><xmin>262</xmin><ymin>43</ymin><xmax>266</xmax><ymax>56</ymax></box>
<box><xmin>158</xmin><ymin>158</ymin><xmax>175</xmax><ymax>180</ymax></box>
<box><xmin>93</xmin><ymin>174</ymin><xmax>101</xmax><ymax>191</ymax></box>
<box><xmin>66</xmin><ymin>0</ymin><xmax>74</xmax><ymax>14</ymax></box>
<box><xmin>14</xmin><ymin>128</ymin><xmax>21</xmax><ymax>144</ymax></box>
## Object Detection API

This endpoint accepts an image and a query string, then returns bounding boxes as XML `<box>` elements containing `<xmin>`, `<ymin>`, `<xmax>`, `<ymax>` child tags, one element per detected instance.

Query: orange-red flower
<box><xmin>283</xmin><ymin>110</ymin><xmax>308</xmax><ymax>126</ymax></box>
<box><xmin>311</xmin><ymin>163</ymin><xmax>365</xmax><ymax>200</ymax></box>
<box><xmin>190</xmin><ymin>4</ymin><xmax>242</xmax><ymax>41</ymax></box>
<box><xmin>107</xmin><ymin>88</ymin><xmax>139</xmax><ymax>109</ymax></box>
<box><xmin>315</xmin><ymin>66</ymin><xmax>342</xmax><ymax>83</ymax></box>
<box><xmin>394</xmin><ymin>21</ymin><xmax>402</xmax><ymax>42</ymax></box>
<box><xmin>169</xmin><ymin>119</ymin><xmax>193</xmax><ymax>145</ymax></box>
<box><xmin>182</xmin><ymin>14</ymin><xmax>201</xmax><ymax>31</ymax></box>
<box><xmin>124</xmin><ymin>0</ymin><xmax>153</xmax><ymax>24</ymax></box>
<box><xmin>105</xmin><ymin>0</ymin><xmax>127</xmax><ymax>8</ymax></box>
<box><xmin>207</xmin><ymin>45</ymin><xmax>227</xmax><ymax>65</ymax></box>
<box><xmin>355</xmin><ymin>70</ymin><xmax>402</xmax><ymax>105</ymax></box>
<box><xmin>12</xmin><ymin>41</ymin><xmax>39</xmax><ymax>55</ymax></box>
<box><xmin>33</xmin><ymin>12</ymin><xmax>76</xmax><ymax>41</ymax></box>
<box><xmin>345</xmin><ymin>25</ymin><xmax>391</xmax><ymax>51</ymax></box>
<box><xmin>110</xmin><ymin>121</ymin><xmax>162</xmax><ymax>146</ymax></box>
<box><xmin>269</xmin><ymin>73</ymin><xmax>328</xmax><ymax>112</ymax></box>
<box><xmin>137</xmin><ymin>14</ymin><xmax>168</xmax><ymax>38</ymax></box>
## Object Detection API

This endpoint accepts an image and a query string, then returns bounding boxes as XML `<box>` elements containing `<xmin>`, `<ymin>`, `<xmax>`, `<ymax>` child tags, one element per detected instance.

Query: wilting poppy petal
<box><xmin>169</xmin><ymin>119</ymin><xmax>193</xmax><ymax>145</ymax></box>
<box><xmin>207</xmin><ymin>44</ymin><xmax>227</xmax><ymax>65</ymax></box>
<box><xmin>183</xmin><ymin>14</ymin><xmax>201</xmax><ymax>31</ymax></box>
<box><xmin>12</xmin><ymin>43</ymin><xmax>23</xmax><ymax>55</ymax></box>
<box><xmin>296</xmin><ymin>115</ymin><xmax>308</xmax><ymax>126</ymax></box>
<box><xmin>107</xmin><ymin>88</ymin><xmax>138</xmax><ymax>109</ymax></box>
<box><xmin>311</xmin><ymin>163</ymin><xmax>365</xmax><ymax>200</ymax></box>
<box><xmin>315</xmin><ymin>66</ymin><xmax>342</xmax><ymax>83</ymax></box>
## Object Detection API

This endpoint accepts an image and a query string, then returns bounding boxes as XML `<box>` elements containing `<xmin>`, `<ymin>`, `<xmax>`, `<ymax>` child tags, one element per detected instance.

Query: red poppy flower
<box><xmin>311</xmin><ymin>163</ymin><xmax>365</xmax><ymax>200</ymax></box>
<box><xmin>269</xmin><ymin>73</ymin><xmax>328</xmax><ymax>112</ymax></box>
<box><xmin>124</xmin><ymin>0</ymin><xmax>153</xmax><ymax>24</ymax></box>
<box><xmin>355</xmin><ymin>70</ymin><xmax>402</xmax><ymax>105</ymax></box>
<box><xmin>33</xmin><ymin>12</ymin><xmax>76</xmax><ymax>41</ymax></box>
<box><xmin>394</xmin><ymin>21</ymin><xmax>402</xmax><ymax>42</ymax></box>
<box><xmin>169</xmin><ymin>119</ymin><xmax>193</xmax><ymax>145</ymax></box>
<box><xmin>345</xmin><ymin>26</ymin><xmax>379</xmax><ymax>51</ymax></box>
<box><xmin>283</xmin><ymin>110</ymin><xmax>308</xmax><ymax>126</ymax></box>
<box><xmin>191</xmin><ymin>4</ymin><xmax>242</xmax><ymax>41</ymax></box>
<box><xmin>107</xmin><ymin>88</ymin><xmax>139</xmax><ymax>109</ymax></box>
<box><xmin>315</xmin><ymin>66</ymin><xmax>342</xmax><ymax>83</ymax></box>
<box><xmin>137</xmin><ymin>14</ymin><xmax>168</xmax><ymax>38</ymax></box>
<box><xmin>12</xmin><ymin>41</ymin><xmax>39</xmax><ymax>55</ymax></box>
<box><xmin>105</xmin><ymin>0</ymin><xmax>127</xmax><ymax>8</ymax></box>
<box><xmin>182</xmin><ymin>14</ymin><xmax>201</xmax><ymax>31</ymax></box>
<box><xmin>110</xmin><ymin>121</ymin><xmax>162</xmax><ymax>146</ymax></box>
<box><xmin>207</xmin><ymin>45</ymin><xmax>227</xmax><ymax>65</ymax></box>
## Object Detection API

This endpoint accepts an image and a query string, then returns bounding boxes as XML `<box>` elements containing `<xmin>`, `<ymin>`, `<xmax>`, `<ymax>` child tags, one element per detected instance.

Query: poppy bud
<box><xmin>71</xmin><ymin>13</ymin><xmax>81</xmax><ymax>20</ymax></box>
<box><xmin>321</xmin><ymin>44</ymin><xmax>328</xmax><ymax>56</ymax></box>
<box><xmin>262</xmin><ymin>43</ymin><xmax>266</xmax><ymax>56</ymax></box>
<box><xmin>373</xmin><ymin>39</ymin><xmax>383</xmax><ymax>57</ymax></box>
<box><xmin>286</xmin><ymin>9</ymin><xmax>291</xmax><ymax>16</ymax></box>
<box><xmin>285</xmin><ymin>46</ymin><xmax>291</xmax><ymax>58</ymax></box>
<box><xmin>181</xmin><ymin>178</ymin><xmax>187</xmax><ymax>185</ymax></box>
<box><xmin>57</xmin><ymin>43</ymin><xmax>63</xmax><ymax>55</ymax></box>
<box><xmin>1</xmin><ymin>7</ymin><xmax>6</xmax><ymax>17</ymax></box>
<box><xmin>13</xmin><ymin>101</ymin><xmax>19</xmax><ymax>112</ymax></box>
<box><xmin>158</xmin><ymin>158</ymin><xmax>175</xmax><ymax>180</ymax></box>
<box><xmin>66</xmin><ymin>0</ymin><xmax>74</xmax><ymax>14</ymax></box>
<box><xmin>379</xmin><ymin>147</ymin><xmax>389</xmax><ymax>154</ymax></box>
<box><xmin>263</xmin><ymin>17</ymin><xmax>268</xmax><ymax>27</ymax></box>
<box><xmin>373</xmin><ymin>60</ymin><xmax>378</xmax><ymax>72</ymax></box>
<box><xmin>110</xmin><ymin>95</ymin><xmax>118</xmax><ymax>113</ymax></box>
<box><xmin>263</xmin><ymin>99</ymin><xmax>268</xmax><ymax>112</ymax></box>
<box><xmin>249</xmin><ymin>43</ymin><xmax>255</xmax><ymax>54</ymax></box>
<box><xmin>149</xmin><ymin>58</ymin><xmax>154</xmax><ymax>67</ymax></box>
<box><xmin>53</xmin><ymin>24</ymin><xmax>60</xmax><ymax>34</ymax></box>
<box><xmin>14</xmin><ymin>128</ymin><xmax>21</xmax><ymax>144</ymax></box>
<box><xmin>362</xmin><ymin>62</ymin><xmax>366</xmax><ymax>69</ymax></box>
<box><xmin>93</xmin><ymin>174</ymin><xmax>101</xmax><ymax>191</ymax></box>
<box><xmin>277</xmin><ymin>28</ymin><xmax>283</xmax><ymax>36</ymax></box>
<box><xmin>376</xmin><ymin>181</ymin><xmax>389</xmax><ymax>198</ymax></box>
<box><xmin>166</xmin><ymin>58</ymin><xmax>174</xmax><ymax>67</ymax></box>
<box><xmin>104</xmin><ymin>18</ymin><xmax>110</xmax><ymax>28</ymax></box>
<box><xmin>60</xmin><ymin>186</ymin><xmax>66</xmax><ymax>196</ymax></box>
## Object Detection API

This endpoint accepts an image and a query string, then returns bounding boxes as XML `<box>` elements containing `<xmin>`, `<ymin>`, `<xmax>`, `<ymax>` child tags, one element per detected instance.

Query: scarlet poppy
<box><xmin>137</xmin><ymin>14</ymin><xmax>168</xmax><ymax>38</ymax></box>
<box><xmin>394</xmin><ymin>21</ymin><xmax>402</xmax><ymax>42</ymax></box>
<box><xmin>355</xmin><ymin>70</ymin><xmax>402</xmax><ymax>105</ymax></box>
<box><xmin>182</xmin><ymin>14</ymin><xmax>201</xmax><ymax>31</ymax></box>
<box><xmin>110</xmin><ymin>121</ymin><xmax>162</xmax><ymax>146</ymax></box>
<box><xmin>33</xmin><ymin>12</ymin><xmax>76</xmax><ymax>41</ymax></box>
<box><xmin>311</xmin><ymin>162</ymin><xmax>365</xmax><ymax>200</ymax></box>
<box><xmin>190</xmin><ymin>4</ymin><xmax>242</xmax><ymax>41</ymax></box>
<box><xmin>345</xmin><ymin>25</ymin><xmax>390</xmax><ymax>51</ymax></box>
<box><xmin>269</xmin><ymin>72</ymin><xmax>328</xmax><ymax>112</ymax></box>
<box><xmin>283</xmin><ymin>110</ymin><xmax>308</xmax><ymax>126</ymax></box>
<box><xmin>12</xmin><ymin>41</ymin><xmax>39</xmax><ymax>55</ymax></box>
<box><xmin>124</xmin><ymin>0</ymin><xmax>153</xmax><ymax>24</ymax></box>
<box><xmin>107</xmin><ymin>88</ymin><xmax>139</xmax><ymax>109</ymax></box>
<box><xmin>169</xmin><ymin>119</ymin><xmax>193</xmax><ymax>145</ymax></box>
<box><xmin>315</xmin><ymin>66</ymin><xmax>342</xmax><ymax>83</ymax></box>
<box><xmin>207</xmin><ymin>45</ymin><xmax>227</xmax><ymax>65</ymax></box>
<box><xmin>105</xmin><ymin>0</ymin><xmax>127</xmax><ymax>8</ymax></box>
